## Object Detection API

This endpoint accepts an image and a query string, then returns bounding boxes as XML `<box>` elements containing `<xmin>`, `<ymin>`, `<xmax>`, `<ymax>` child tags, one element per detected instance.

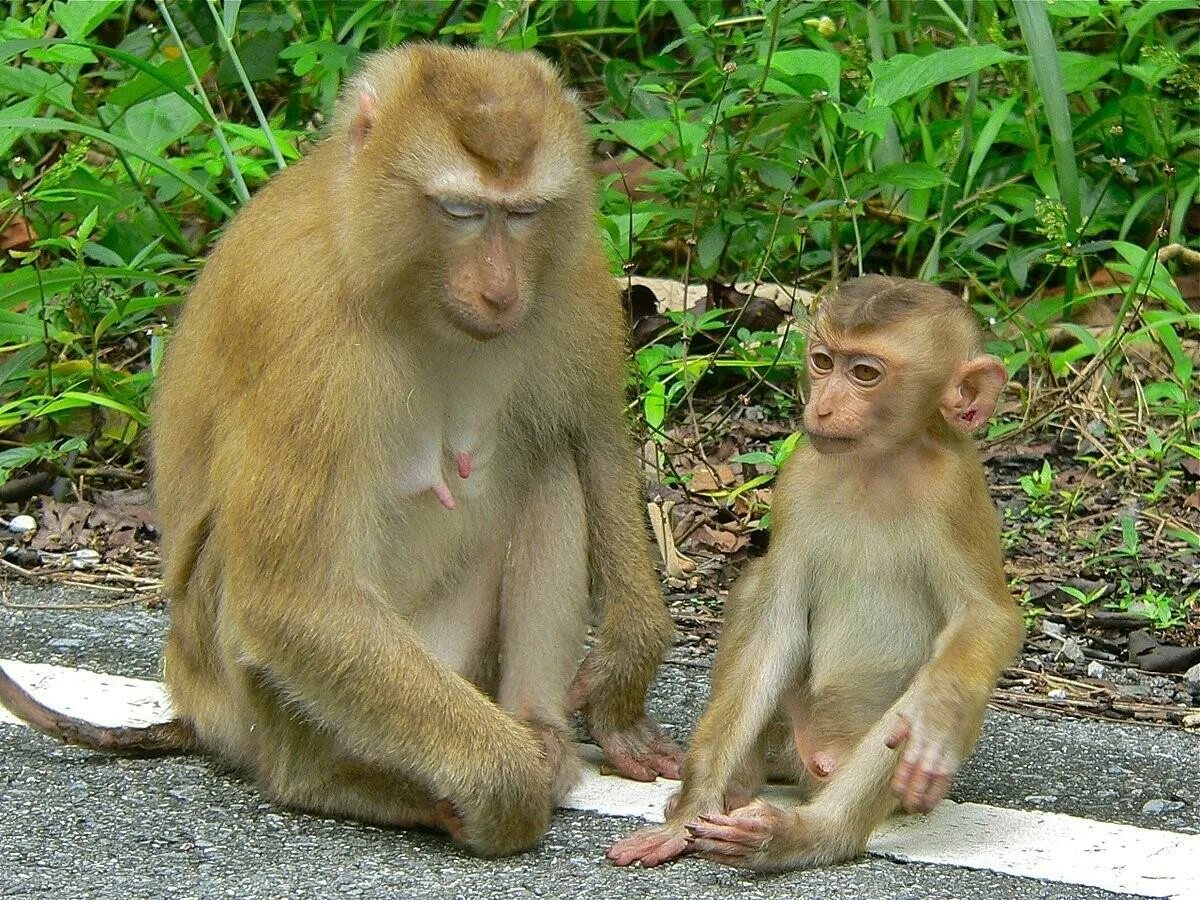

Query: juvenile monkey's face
<box><xmin>802</xmin><ymin>334</ymin><xmax>892</xmax><ymax>455</ymax></box>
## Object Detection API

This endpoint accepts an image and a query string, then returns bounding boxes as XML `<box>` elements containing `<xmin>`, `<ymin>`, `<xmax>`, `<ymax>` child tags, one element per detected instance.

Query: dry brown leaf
<box><xmin>646</xmin><ymin>500</ymin><xmax>696</xmax><ymax>578</ymax></box>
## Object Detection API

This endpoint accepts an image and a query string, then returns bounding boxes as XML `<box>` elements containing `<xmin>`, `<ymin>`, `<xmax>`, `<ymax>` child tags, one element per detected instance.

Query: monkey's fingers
<box><xmin>687</xmin><ymin>829</ymin><xmax>766</xmax><ymax>865</ymax></box>
<box><xmin>894</xmin><ymin>743</ymin><xmax>954</xmax><ymax>813</ymax></box>
<box><xmin>647</xmin><ymin>735</ymin><xmax>685</xmax><ymax>779</ymax></box>
<box><xmin>593</xmin><ymin>720</ymin><xmax>683</xmax><ymax>781</ymax></box>
<box><xmin>687</xmin><ymin>819</ymin><xmax>768</xmax><ymax>848</ymax></box>
<box><xmin>607</xmin><ymin>828</ymin><xmax>689</xmax><ymax>867</ymax></box>
<box><xmin>884</xmin><ymin>714</ymin><xmax>912</xmax><ymax>749</ymax></box>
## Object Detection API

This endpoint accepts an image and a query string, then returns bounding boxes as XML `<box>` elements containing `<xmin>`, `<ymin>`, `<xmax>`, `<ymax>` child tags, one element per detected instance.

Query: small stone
<box><xmin>48</xmin><ymin>638</ymin><xmax>83</xmax><ymax>650</ymax></box>
<box><xmin>1116</xmin><ymin>683</ymin><xmax>1152</xmax><ymax>700</ymax></box>
<box><xmin>1048</xmin><ymin>688</ymin><xmax>1068</xmax><ymax>700</ymax></box>
<box><xmin>6</xmin><ymin>514</ymin><xmax>36</xmax><ymax>535</ymax></box>
<box><xmin>1086</xmin><ymin>661</ymin><xmax>1107</xmax><ymax>679</ymax></box>
<box><xmin>1185</xmin><ymin>663</ymin><xmax>1200</xmax><ymax>689</ymax></box>
<box><xmin>1142</xmin><ymin>799</ymin><xmax>1185</xmax><ymax>816</ymax></box>
<box><xmin>1040</xmin><ymin>620</ymin><xmax>1068</xmax><ymax>640</ymax></box>
<box><xmin>69</xmin><ymin>548</ymin><xmax>101</xmax><ymax>569</ymax></box>
<box><xmin>1024</xmin><ymin>795</ymin><xmax>1058</xmax><ymax>806</ymax></box>
<box><xmin>1059</xmin><ymin>638</ymin><xmax>1086</xmax><ymax>664</ymax></box>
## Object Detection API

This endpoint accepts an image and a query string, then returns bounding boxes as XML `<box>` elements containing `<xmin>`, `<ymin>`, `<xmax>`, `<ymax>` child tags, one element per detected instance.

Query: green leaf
<box><xmin>765</xmin><ymin>49</ymin><xmax>841</xmax><ymax>103</ymax></box>
<box><xmin>0</xmin><ymin>117</ymin><xmax>234</xmax><ymax>217</ymax></box>
<box><xmin>841</xmin><ymin>105</ymin><xmax>893</xmax><ymax>139</ymax></box>
<box><xmin>115</xmin><ymin>93</ymin><xmax>204</xmax><ymax>154</ymax></box>
<box><xmin>38</xmin><ymin>390</ymin><xmax>148</xmax><ymax>426</ymax></box>
<box><xmin>51</xmin><ymin>0</ymin><xmax>123</xmax><ymax>39</ymax></box>
<box><xmin>76</xmin><ymin>206</ymin><xmax>99</xmax><ymax>244</ymax></box>
<box><xmin>0</xmin><ymin>62</ymin><xmax>73</xmax><ymax>109</ymax></box>
<box><xmin>0</xmin><ymin>97</ymin><xmax>39</xmax><ymax>157</ymax></box>
<box><xmin>870</xmin><ymin>45</ymin><xmax>1017</xmax><ymax>108</ymax></box>
<box><xmin>873</xmin><ymin>162</ymin><xmax>951</xmax><ymax>190</ymax></box>
<box><xmin>732</xmin><ymin>451</ymin><xmax>776</xmax><ymax>466</ymax></box>
<box><xmin>696</xmin><ymin>222</ymin><xmax>725</xmax><ymax>271</ymax></box>
<box><xmin>107</xmin><ymin>48</ymin><xmax>213</xmax><ymax>113</ymax></box>
<box><xmin>601</xmin><ymin>118</ymin><xmax>672</xmax><ymax>152</ymax></box>
<box><xmin>643</xmin><ymin>380</ymin><xmax>666</xmax><ymax>430</ymax></box>
<box><xmin>1057</xmin><ymin>52</ymin><xmax>1114</xmax><ymax>95</ymax></box>
<box><xmin>964</xmin><ymin>96</ymin><xmax>1018</xmax><ymax>198</ymax></box>
<box><xmin>0</xmin><ymin>265</ymin><xmax>185</xmax><ymax>310</ymax></box>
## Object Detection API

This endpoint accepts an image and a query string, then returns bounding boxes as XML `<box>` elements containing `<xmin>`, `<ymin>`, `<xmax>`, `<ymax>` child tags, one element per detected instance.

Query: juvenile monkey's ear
<box><xmin>347</xmin><ymin>86</ymin><xmax>379</xmax><ymax>152</ymax></box>
<box><xmin>940</xmin><ymin>355</ymin><xmax>1006</xmax><ymax>433</ymax></box>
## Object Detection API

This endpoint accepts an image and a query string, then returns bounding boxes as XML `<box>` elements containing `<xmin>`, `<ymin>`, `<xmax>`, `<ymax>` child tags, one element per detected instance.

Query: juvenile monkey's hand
<box><xmin>885</xmin><ymin>689</ymin><xmax>967</xmax><ymax>814</ymax></box>
<box><xmin>685</xmin><ymin>799</ymin><xmax>856</xmax><ymax>871</ymax></box>
<box><xmin>568</xmin><ymin>651</ymin><xmax>683</xmax><ymax>782</ymax></box>
<box><xmin>607</xmin><ymin>823</ymin><xmax>692</xmax><ymax>868</ymax></box>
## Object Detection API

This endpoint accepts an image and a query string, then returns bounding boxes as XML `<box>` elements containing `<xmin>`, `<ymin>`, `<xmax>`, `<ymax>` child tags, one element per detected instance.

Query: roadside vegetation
<box><xmin>0</xmin><ymin>2</ymin><xmax>1196</xmax><ymax>690</ymax></box>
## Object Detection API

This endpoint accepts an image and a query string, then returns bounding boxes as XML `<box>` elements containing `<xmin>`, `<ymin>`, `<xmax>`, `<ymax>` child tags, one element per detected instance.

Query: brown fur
<box><xmin>609</xmin><ymin>277</ymin><xmax>1023</xmax><ymax>871</ymax></box>
<box><xmin>0</xmin><ymin>45</ymin><xmax>680</xmax><ymax>858</ymax></box>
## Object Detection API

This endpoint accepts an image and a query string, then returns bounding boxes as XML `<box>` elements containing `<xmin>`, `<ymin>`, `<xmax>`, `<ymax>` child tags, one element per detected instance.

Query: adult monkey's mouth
<box><xmin>805</xmin><ymin>431</ymin><xmax>858</xmax><ymax>455</ymax></box>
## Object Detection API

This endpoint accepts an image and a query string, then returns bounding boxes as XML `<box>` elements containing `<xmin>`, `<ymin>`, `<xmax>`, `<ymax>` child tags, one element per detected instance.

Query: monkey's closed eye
<box><xmin>507</xmin><ymin>203</ymin><xmax>545</xmax><ymax>220</ymax></box>
<box><xmin>437</xmin><ymin>199</ymin><xmax>486</xmax><ymax>220</ymax></box>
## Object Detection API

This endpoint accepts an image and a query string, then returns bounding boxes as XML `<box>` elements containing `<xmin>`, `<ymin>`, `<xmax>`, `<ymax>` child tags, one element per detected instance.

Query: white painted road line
<box><xmin>3</xmin><ymin>659</ymin><xmax>1198</xmax><ymax>899</ymax></box>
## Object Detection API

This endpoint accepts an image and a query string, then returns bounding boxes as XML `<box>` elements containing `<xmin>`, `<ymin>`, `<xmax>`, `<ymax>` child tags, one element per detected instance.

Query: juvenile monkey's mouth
<box><xmin>806</xmin><ymin>431</ymin><xmax>859</xmax><ymax>455</ymax></box>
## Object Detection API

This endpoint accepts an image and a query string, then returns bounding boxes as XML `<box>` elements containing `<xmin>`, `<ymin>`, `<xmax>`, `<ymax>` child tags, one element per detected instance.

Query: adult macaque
<box><xmin>609</xmin><ymin>275</ymin><xmax>1024</xmax><ymax>870</ymax></box>
<box><xmin>0</xmin><ymin>45</ymin><xmax>682</xmax><ymax>857</ymax></box>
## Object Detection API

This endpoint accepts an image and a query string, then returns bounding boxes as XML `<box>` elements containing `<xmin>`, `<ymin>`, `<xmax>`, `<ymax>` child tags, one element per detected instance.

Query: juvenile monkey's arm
<box><xmin>885</xmin><ymin>522</ymin><xmax>1024</xmax><ymax>811</ymax></box>
<box><xmin>570</xmin><ymin>420</ymin><xmax>683</xmax><ymax>781</ymax></box>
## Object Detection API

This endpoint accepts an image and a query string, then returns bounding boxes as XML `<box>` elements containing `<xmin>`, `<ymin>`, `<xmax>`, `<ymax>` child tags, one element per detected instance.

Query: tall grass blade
<box><xmin>1013</xmin><ymin>0</ymin><xmax>1081</xmax><ymax>237</ymax></box>
<box><xmin>154</xmin><ymin>0</ymin><xmax>249</xmax><ymax>204</ymax></box>
<box><xmin>205</xmin><ymin>0</ymin><xmax>287</xmax><ymax>171</ymax></box>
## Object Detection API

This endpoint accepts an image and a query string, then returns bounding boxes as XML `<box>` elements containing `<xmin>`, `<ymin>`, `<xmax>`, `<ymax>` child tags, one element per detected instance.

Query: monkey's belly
<box><xmin>803</xmin><ymin>576</ymin><xmax>940</xmax><ymax>746</ymax></box>
<box><xmin>408</xmin><ymin>539</ymin><xmax>504</xmax><ymax>680</ymax></box>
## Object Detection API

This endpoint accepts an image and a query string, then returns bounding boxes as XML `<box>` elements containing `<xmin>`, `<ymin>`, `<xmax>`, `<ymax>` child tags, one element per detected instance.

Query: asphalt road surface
<box><xmin>2</xmin><ymin>583</ymin><xmax>1197</xmax><ymax>900</ymax></box>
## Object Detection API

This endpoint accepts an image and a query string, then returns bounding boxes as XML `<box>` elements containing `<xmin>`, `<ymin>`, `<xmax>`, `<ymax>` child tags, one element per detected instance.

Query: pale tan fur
<box><xmin>609</xmin><ymin>277</ymin><xmax>1024</xmax><ymax>871</ymax></box>
<box><xmin>31</xmin><ymin>44</ymin><xmax>680</xmax><ymax>858</ymax></box>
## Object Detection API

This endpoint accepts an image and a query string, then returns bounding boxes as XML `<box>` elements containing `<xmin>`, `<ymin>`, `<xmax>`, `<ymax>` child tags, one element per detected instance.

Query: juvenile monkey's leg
<box><xmin>610</xmin><ymin>560</ymin><xmax>808</xmax><ymax>868</ymax></box>
<box><xmin>496</xmin><ymin>463</ymin><xmax>590</xmax><ymax>799</ymax></box>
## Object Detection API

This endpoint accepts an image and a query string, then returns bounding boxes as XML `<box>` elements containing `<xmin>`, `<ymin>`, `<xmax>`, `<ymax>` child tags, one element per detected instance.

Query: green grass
<box><xmin>0</xmin><ymin>1</ymin><xmax>1196</xmax><ymax>622</ymax></box>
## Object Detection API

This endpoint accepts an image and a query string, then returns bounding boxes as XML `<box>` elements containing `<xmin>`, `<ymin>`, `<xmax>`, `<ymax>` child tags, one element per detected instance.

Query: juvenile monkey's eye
<box><xmin>810</xmin><ymin>350</ymin><xmax>834</xmax><ymax>372</ymax></box>
<box><xmin>850</xmin><ymin>363</ymin><xmax>883</xmax><ymax>385</ymax></box>
<box><xmin>437</xmin><ymin>199</ymin><xmax>486</xmax><ymax>220</ymax></box>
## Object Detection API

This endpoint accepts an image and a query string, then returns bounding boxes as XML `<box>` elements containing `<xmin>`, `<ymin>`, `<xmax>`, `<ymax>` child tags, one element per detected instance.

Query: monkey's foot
<box><xmin>607</xmin><ymin>824</ymin><xmax>691</xmax><ymax>867</ymax></box>
<box><xmin>589</xmin><ymin>716</ymin><xmax>683</xmax><ymax>782</ymax></box>
<box><xmin>426</xmin><ymin>800</ymin><xmax>467</xmax><ymax>844</ymax></box>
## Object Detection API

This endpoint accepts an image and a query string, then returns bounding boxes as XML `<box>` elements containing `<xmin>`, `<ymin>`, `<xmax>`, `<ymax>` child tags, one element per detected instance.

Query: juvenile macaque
<box><xmin>0</xmin><ymin>45</ymin><xmax>682</xmax><ymax>856</ymax></box>
<box><xmin>609</xmin><ymin>276</ymin><xmax>1024</xmax><ymax>870</ymax></box>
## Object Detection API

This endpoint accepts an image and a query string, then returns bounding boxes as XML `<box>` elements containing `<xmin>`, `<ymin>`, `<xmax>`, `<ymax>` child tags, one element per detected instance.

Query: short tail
<box><xmin>0</xmin><ymin>663</ymin><xmax>196</xmax><ymax>756</ymax></box>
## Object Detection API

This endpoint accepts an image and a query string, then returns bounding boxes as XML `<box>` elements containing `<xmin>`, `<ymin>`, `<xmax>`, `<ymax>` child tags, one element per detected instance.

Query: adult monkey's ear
<box><xmin>347</xmin><ymin>85</ymin><xmax>379</xmax><ymax>153</ymax></box>
<box><xmin>940</xmin><ymin>355</ymin><xmax>1006</xmax><ymax>433</ymax></box>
